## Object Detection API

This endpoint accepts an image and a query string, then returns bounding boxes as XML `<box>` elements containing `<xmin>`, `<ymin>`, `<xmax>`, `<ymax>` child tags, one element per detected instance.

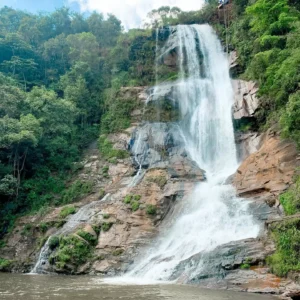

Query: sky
<box><xmin>0</xmin><ymin>0</ymin><xmax>205</xmax><ymax>29</ymax></box>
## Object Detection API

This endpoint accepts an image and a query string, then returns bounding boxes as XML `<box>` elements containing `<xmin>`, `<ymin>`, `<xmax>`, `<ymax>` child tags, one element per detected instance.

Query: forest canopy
<box><xmin>0</xmin><ymin>6</ymin><xmax>156</xmax><ymax>236</ymax></box>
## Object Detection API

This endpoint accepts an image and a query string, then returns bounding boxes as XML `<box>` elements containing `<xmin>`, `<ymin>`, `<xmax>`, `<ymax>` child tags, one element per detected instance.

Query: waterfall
<box><xmin>124</xmin><ymin>24</ymin><xmax>260</xmax><ymax>281</ymax></box>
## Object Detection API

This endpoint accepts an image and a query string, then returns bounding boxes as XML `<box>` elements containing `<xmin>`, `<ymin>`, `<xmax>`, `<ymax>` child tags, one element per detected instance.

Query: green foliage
<box><xmin>77</xmin><ymin>230</ymin><xmax>97</xmax><ymax>246</ymax></box>
<box><xmin>267</xmin><ymin>219</ymin><xmax>300</xmax><ymax>276</ymax></box>
<box><xmin>92</xmin><ymin>225</ymin><xmax>101</xmax><ymax>236</ymax></box>
<box><xmin>61</xmin><ymin>181</ymin><xmax>93</xmax><ymax>205</ymax></box>
<box><xmin>280</xmin><ymin>92</ymin><xmax>300</xmax><ymax>146</ymax></box>
<box><xmin>0</xmin><ymin>5</ymin><xmax>151</xmax><ymax>237</ymax></box>
<box><xmin>146</xmin><ymin>204</ymin><xmax>157</xmax><ymax>215</ymax></box>
<box><xmin>279</xmin><ymin>176</ymin><xmax>300</xmax><ymax>215</ymax></box>
<box><xmin>98</xmin><ymin>135</ymin><xmax>129</xmax><ymax>160</ymax></box>
<box><xmin>48</xmin><ymin>236</ymin><xmax>60</xmax><ymax>250</ymax></box>
<box><xmin>131</xmin><ymin>201</ymin><xmax>140</xmax><ymax>212</ymax></box>
<box><xmin>39</xmin><ymin>222</ymin><xmax>49</xmax><ymax>233</ymax></box>
<box><xmin>167</xmin><ymin>2</ymin><xmax>218</xmax><ymax>26</ymax></box>
<box><xmin>102</xmin><ymin>222</ymin><xmax>113</xmax><ymax>232</ymax></box>
<box><xmin>0</xmin><ymin>258</ymin><xmax>12</xmax><ymax>271</ymax></box>
<box><xmin>144</xmin><ymin>99</ymin><xmax>180</xmax><ymax>123</ymax></box>
<box><xmin>108</xmin><ymin>157</ymin><xmax>117</xmax><ymax>164</ymax></box>
<box><xmin>124</xmin><ymin>195</ymin><xmax>132</xmax><ymax>204</ymax></box>
<box><xmin>0</xmin><ymin>175</ymin><xmax>17</xmax><ymax>197</ymax></box>
<box><xmin>22</xmin><ymin>174</ymin><xmax>65</xmax><ymax>213</ymax></box>
<box><xmin>59</xmin><ymin>206</ymin><xmax>76</xmax><ymax>218</ymax></box>
<box><xmin>123</xmin><ymin>194</ymin><xmax>142</xmax><ymax>211</ymax></box>
<box><xmin>103</xmin><ymin>214</ymin><xmax>110</xmax><ymax>219</ymax></box>
<box><xmin>246</xmin><ymin>0</ymin><xmax>297</xmax><ymax>35</ymax></box>
<box><xmin>100</xmin><ymin>94</ymin><xmax>137</xmax><ymax>134</ymax></box>
<box><xmin>102</xmin><ymin>166</ymin><xmax>109</xmax><ymax>178</ymax></box>
<box><xmin>240</xmin><ymin>263</ymin><xmax>251</xmax><ymax>269</ymax></box>
<box><xmin>50</xmin><ymin>235</ymin><xmax>91</xmax><ymax>270</ymax></box>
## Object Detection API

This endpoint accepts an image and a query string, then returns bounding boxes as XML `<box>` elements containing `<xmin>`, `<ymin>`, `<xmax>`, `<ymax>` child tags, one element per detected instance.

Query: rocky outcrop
<box><xmin>229</xmin><ymin>50</ymin><xmax>238</xmax><ymax>71</ymax></box>
<box><xmin>235</xmin><ymin>132</ymin><xmax>264</xmax><ymax>162</ymax></box>
<box><xmin>233</xmin><ymin>131</ymin><xmax>300</xmax><ymax>206</ymax></box>
<box><xmin>172</xmin><ymin>238</ymin><xmax>279</xmax><ymax>290</ymax></box>
<box><xmin>232</xmin><ymin>79</ymin><xmax>259</xmax><ymax>120</ymax></box>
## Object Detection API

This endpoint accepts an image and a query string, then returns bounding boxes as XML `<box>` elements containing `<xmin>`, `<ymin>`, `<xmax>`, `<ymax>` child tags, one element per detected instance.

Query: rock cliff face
<box><xmin>232</xmin><ymin>80</ymin><xmax>259</xmax><ymax>120</ymax></box>
<box><xmin>233</xmin><ymin>131</ymin><xmax>300</xmax><ymax>205</ymax></box>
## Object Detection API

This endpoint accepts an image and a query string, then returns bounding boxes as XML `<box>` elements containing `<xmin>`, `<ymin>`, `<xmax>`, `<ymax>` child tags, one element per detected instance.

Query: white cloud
<box><xmin>68</xmin><ymin>0</ymin><xmax>205</xmax><ymax>29</ymax></box>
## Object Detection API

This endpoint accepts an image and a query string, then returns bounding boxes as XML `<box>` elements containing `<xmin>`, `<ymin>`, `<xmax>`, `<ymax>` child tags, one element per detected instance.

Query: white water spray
<box><xmin>124</xmin><ymin>24</ymin><xmax>260</xmax><ymax>282</ymax></box>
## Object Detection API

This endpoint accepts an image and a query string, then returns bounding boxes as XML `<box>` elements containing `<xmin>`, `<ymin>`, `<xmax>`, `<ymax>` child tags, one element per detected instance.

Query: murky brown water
<box><xmin>0</xmin><ymin>273</ymin><xmax>277</xmax><ymax>300</ymax></box>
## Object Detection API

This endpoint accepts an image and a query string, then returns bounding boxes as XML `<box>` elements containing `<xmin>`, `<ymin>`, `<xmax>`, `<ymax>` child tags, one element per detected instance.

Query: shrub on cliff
<box><xmin>49</xmin><ymin>236</ymin><xmax>60</xmax><ymax>250</ymax></box>
<box><xmin>0</xmin><ymin>258</ymin><xmax>12</xmax><ymax>271</ymax></box>
<box><xmin>50</xmin><ymin>235</ymin><xmax>91</xmax><ymax>270</ymax></box>
<box><xmin>59</xmin><ymin>206</ymin><xmax>76</xmax><ymax>218</ymax></box>
<box><xmin>60</xmin><ymin>181</ymin><xmax>93</xmax><ymax>205</ymax></box>
<box><xmin>146</xmin><ymin>204</ymin><xmax>157</xmax><ymax>215</ymax></box>
<box><xmin>281</xmin><ymin>92</ymin><xmax>300</xmax><ymax>147</ymax></box>
<box><xmin>279</xmin><ymin>176</ymin><xmax>300</xmax><ymax>215</ymax></box>
<box><xmin>267</xmin><ymin>219</ymin><xmax>300</xmax><ymax>276</ymax></box>
<box><xmin>77</xmin><ymin>230</ymin><xmax>97</xmax><ymax>246</ymax></box>
<box><xmin>98</xmin><ymin>135</ymin><xmax>129</xmax><ymax>160</ymax></box>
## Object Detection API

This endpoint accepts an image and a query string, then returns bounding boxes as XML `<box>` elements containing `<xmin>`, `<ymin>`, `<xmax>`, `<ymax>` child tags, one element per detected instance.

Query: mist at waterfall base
<box><xmin>109</xmin><ymin>24</ymin><xmax>260</xmax><ymax>283</ymax></box>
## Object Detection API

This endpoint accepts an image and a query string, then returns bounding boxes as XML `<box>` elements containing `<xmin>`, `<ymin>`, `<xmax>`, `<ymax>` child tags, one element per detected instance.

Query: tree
<box><xmin>246</xmin><ymin>0</ymin><xmax>297</xmax><ymax>35</ymax></box>
<box><xmin>1</xmin><ymin>56</ymin><xmax>38</xmax><ymax>90</ymax></box>
<box><xmin>67</xmin><ymin>32</ymin><xmax>99</xmax><ymax>70</ymax></box>
<box><xmin>0</xmin><ymin>7</ymin><xmax>29</xmax><ymax>35</ymax></box>
<box><xmin>42</xmin><ymin>34</ymin><xmax>70</xmax><ymax>83</ymax></box>
<box><xmin>0</xmin><ymin>73</ymin><xmax>26</xmax><ymax>118</ymax></box>
<box><xmin>0</xmin><ymin>114</ymin><xmax>42</xmax><ymax>195</ymax></box>
<box><xmin>87</xmin><ymin>12</ymin><xmax>122</xmax><ymax>47</ymax></box>
<box><xmin>18</xmin><ymin>15</ymin><xmax>42</xmax><ymax>46</ymax></box>
<box><xmin>71</xmin><ymin>13</ymin><xmax>89</xmax><ymax>34</ymax></box>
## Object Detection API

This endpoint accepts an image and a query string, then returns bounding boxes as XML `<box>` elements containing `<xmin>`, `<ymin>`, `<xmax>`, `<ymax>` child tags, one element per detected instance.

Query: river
<box><xmin>0</xmin><ymin>273</ymin><xmax>278</xmax><ymax>300</ymax></box>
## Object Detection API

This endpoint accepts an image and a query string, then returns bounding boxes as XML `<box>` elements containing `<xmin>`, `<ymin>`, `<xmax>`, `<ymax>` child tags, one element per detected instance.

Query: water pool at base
<box><xmin>0</xmin><ymin>273</ymin><xmax>277</xmax><ymax>300</ymax></box>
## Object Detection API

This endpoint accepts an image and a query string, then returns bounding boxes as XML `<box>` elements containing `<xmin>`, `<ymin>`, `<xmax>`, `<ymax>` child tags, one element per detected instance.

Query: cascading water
<box><xmin>123</xmin><ymin>24</ymin><xmax>260</xmax><ymax>282</ymax></box>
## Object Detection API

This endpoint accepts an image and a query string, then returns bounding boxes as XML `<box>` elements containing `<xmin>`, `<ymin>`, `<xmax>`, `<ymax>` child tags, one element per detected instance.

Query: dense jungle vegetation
<box><xmin>0</xmin><ymin>6</ymin><xmax>156</xmax><ymax>237</ymax></box>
